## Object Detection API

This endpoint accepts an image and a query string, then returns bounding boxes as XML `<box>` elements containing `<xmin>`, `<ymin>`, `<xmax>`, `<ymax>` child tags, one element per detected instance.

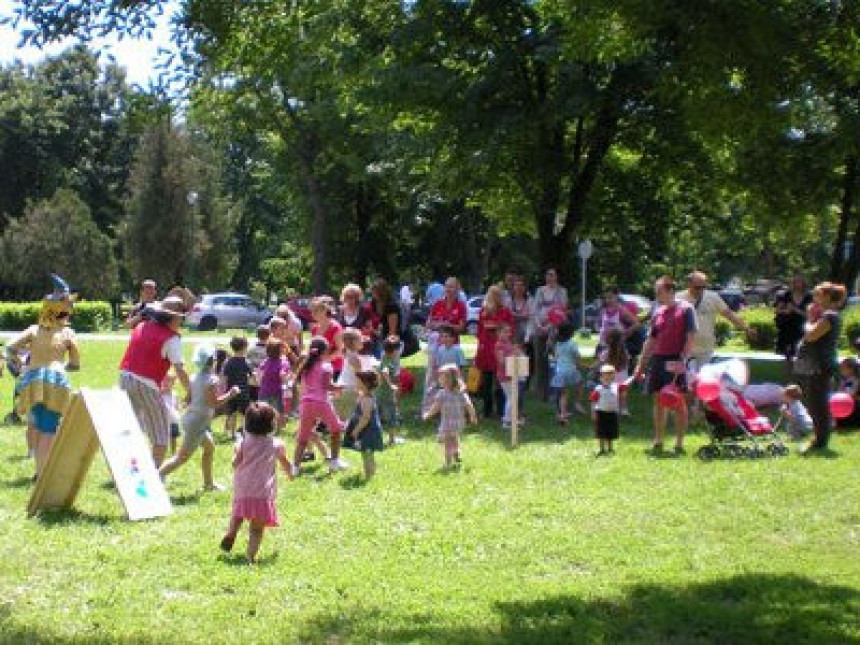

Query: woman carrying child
<box><xmin>220</xmin><ymin>402</ymin><xmax>293</xmax><ymax>564</ymax></box>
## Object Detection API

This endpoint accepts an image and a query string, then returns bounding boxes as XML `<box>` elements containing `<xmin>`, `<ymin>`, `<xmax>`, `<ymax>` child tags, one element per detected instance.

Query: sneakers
<box><xmin>290</xmin><ymin>464</ymin><xmax>301</xmax><ymax>478</ymax></box>
<box><xmin>220</xmin><ymin>535</ymin><xmax>235</xmax><ymax>553</ymax></box>
<box><xmin>204</xmin><ymin>482</ymin><xmax>225</xmax><ymax>492</ymax></box>
<box><xmin>328</xmin><ymin>458</ymin><xmax>350</xmax><ymax>473</ymax></box>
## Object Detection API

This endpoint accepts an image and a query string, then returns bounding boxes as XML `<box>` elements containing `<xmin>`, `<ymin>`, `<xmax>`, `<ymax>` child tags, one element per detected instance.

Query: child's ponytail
<box><xmin>296</xmin><ymin>336</ymin><xmax>329</xmax><ymax>383</ymax></box>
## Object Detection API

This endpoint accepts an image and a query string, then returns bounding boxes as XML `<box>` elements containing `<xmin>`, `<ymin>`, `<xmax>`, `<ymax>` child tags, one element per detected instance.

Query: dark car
<box><xmin>718</xmin><ymin>290</ymin><xmax>747</xmax><ymax>312</ymax></box>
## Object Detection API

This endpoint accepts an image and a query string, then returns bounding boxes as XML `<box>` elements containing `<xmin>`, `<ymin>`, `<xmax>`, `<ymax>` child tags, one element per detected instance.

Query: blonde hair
<box><xmin>438</xmin><ymin>364</ymin><xmax>464</xmax><ymax>391</ymax></box>
<box><xmin>484</xmin><ymin>284</ymin><xmax>504</xmax><ymax>312</ymax></box>
<box><xmin>813</xmin><ymin>282</ymin><xmax>847</xmax><ymax>308</ymax></box>
<box><xmin>340</xmin><ymin>283</ymin><xmax>364</xmax><ymax>302</ymax></box>
<box><xmin>784</xmin><ymin>384</ymin><xmax>803</xmax><ymax>400</ymax></box>
<box><xmin>309</xmin><ymin>296</ymin><xmax>334</xmax><ymax>315</ymax></box>
<box><xmin>341</xmin><ymin>327</ymin><xmax>362</xmax><ymax>350</ymax></box>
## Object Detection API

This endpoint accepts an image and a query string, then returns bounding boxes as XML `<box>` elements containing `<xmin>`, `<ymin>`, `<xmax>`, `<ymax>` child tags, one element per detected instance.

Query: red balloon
<box><xmin>399</xmin><ymin>368</ymin><xmax>415</xmax><ymax>395</ymax></box>
<box><xmin>658</xmin><ymin>383</ymin><xmax>683</xmax><ymax>409</ymax></box>
<box><xmin>695</xmin><ymin>377</ymin><xmax>721</xmax><ymax>403</ymax></box>
<box><xmin>547</xmin><ymin>305</ymin><xmax>567</xmax><ymax>326</ymax></box>
<box><xmin>829</xmin><ymin>392</ymin><xmax>854</xmax><ymax>420</ymax></box>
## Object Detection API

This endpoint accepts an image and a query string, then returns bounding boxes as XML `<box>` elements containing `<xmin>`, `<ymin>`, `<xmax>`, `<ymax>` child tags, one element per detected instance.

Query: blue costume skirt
<box><xmin>15</xmin><ymin>367</ymin><xmax>71</xmax><ymax>434</ymax></box>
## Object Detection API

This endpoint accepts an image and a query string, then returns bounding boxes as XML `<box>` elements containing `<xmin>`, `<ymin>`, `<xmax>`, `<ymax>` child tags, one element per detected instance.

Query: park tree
<box><xmin>121</xmin><ymin>118</ymin><xmax>237</xmax><ymax>291</ymax></box>
<box><xmin>0</xmin><ymin>189</ymin><xmax>119</xmax><ymax>299</ymax></box>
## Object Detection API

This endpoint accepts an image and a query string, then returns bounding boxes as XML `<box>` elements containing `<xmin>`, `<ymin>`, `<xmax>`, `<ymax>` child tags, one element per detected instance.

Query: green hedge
<box><xmin>842</xmin><ymin>305</ymin><xmax>860</xmax><ymax>349</ymax></box>
<box><xmin>738</xmin><ymin>306</ymin><xmax>778</xmax><ymax>351</ymax></box>
<box><xmin>714</xmin><ymin>318</ymin><xmax>732</xmax><ymax>346</ymax></box>
<box><xmin>0</xmin><ymin>301</ymin><xmax>113</xmax><ymax>333</ymax></box>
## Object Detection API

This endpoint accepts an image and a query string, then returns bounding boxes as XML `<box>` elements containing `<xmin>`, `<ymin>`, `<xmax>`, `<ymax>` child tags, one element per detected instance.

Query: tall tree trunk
<box><xmin>839</xmin><ymin>154</ymin><xmax>859</xmax><ymax>289</ymax></box>
<box><xmin>355</xmin><ymin>181</ymin><xmax>371</xmax><ymax>287</ymax></box>
<box><xmin>830</xmin><ymin>155</ymin><xmax>855</xmax><ymax>281</ymax></box>
<box><xmin>294</xmin><ymin>145</ymin><xmax>329</xmax><ymax>294</ymax></box>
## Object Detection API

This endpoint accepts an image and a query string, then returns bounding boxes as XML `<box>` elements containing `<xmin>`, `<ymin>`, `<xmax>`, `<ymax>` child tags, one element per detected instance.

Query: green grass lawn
<box><xmin>0</xmin><ymin>341</ymin><xmax>858</xmax><ymax>644</ymax></box>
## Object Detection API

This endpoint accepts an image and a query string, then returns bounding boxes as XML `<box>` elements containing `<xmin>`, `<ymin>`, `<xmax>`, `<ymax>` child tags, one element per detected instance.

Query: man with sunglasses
<box><xmin>678</xmin><ymin>271</ymin><xmax>754</xmax><ymax>375</ymax></box>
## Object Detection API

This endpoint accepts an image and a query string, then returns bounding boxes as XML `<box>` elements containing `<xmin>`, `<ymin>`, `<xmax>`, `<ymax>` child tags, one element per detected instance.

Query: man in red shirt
<box><xmin>427</xmin><ymin>277</ymin><xmax>467</xmax><ymax>340</ymax></box>
<box><xmin>633</xmin><ymin>276</ymin><xmax>697</xmax><ymax>455</ymax></box>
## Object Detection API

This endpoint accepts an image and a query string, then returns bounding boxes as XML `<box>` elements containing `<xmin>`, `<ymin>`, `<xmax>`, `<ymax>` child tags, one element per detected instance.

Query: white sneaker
<box><xmin>290</xmin><ymin>465</ymin><xmax>301</xmax><ymax>478</ymax></box>
<box><xmin>328</xmin><ymin>458</ymin><xmax>350</xmax><ymax>473</ymax></box>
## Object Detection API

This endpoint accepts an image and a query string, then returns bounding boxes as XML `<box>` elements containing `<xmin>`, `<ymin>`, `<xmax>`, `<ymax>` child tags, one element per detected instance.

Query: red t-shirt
<box><xmin>649</xmin><ymin>301</ymin><xmax>696</xmax><ymax>357</ymax></box>
<box><xmin>475</xmin><ymin>306</ymin><xmax>514</xmax><ymax>371</ymax></box>
<box><xmin>429</xmin><ymin>299</ymin><xmax>467</xmax><ymax>339</ymax></box>
<box><xmin>311</xmin><ymin>319</ymin><xmax>344</xmax><ymax>372</ymax></box>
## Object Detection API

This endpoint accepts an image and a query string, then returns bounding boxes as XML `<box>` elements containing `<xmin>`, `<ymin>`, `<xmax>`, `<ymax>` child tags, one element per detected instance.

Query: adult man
<box><xmin>426</xmin><ymin>277</ymin><xmax>467</xmax><ymax>340</ymax></box>
<box><xmin>119</xmin><ymin>294</ymin><xmax>191</xmax><ymax>467</ymax></box>
<box><xmin>677</xmin><ymin>271</ymin><xmax>754</xmax><ymax>372</ymax></box>
<box><xmin>633</xmin><ymin>276</ymin><xmax>696</xmax><ymax>454</ymax></box>
<box><xmin>125</xmin><ymin>279</ymin><xmax>157</xmax><ymax>328</ymax></box>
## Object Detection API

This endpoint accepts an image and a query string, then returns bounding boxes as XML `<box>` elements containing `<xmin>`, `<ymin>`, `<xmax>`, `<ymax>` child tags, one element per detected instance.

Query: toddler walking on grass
<box><xmin>343</xmin><ymin>370</ymin><xmax>385</xmax><ymax>480</ymax></box>
<box><xmin>220</xmin><ymin>402</ymin><xmax>293</xmax><ymax>563</ymax></box>
<box><xmin>423</xmin><ymin>364</ymin><xmax>476</xmax><ymax>469</ymax></box>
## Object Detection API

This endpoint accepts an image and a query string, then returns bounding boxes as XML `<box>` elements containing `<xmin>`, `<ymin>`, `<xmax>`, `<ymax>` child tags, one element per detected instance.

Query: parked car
<box><xmin>575</xmin><ymin>294</ymin><xmax>653</xmax><ymax>332</ymax></box>
<box><xmin>718</xmin><ymin>289</ymin><xmax>747</xmax><ymax>312</ymax></box>
<box><xmin>466</xmin><ymin>295</ymin><xmax>484</xmax><ymax>335</ymax></box>
<box><xmin>186</xmin><ymin>293</ymin><xmax>272</xmax><ymax>331</ymax></box>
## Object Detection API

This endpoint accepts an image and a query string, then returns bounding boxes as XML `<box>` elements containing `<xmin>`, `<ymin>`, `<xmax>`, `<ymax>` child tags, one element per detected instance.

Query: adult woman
<box><xmin>337</xmin><ymin>283</ymin><xmax>373</xmax><ymax>338</ymax></box>
<box><xmin>792</xmin><ymin>281</ymin><xmax>845</xmax><ymax>453</ymax></box>
<box><xmin>597</xmin><ymin>286</ymin><xmax>640</xmax><ymax>350</ymax></box>
<box><xmin>775</xmin><ymin>275</ymin><xmax>812</xmax><ymax>378</ymax></box>
<box><xmin>368</xmin><ymin>279</ymin><xmax>401</xmax><ymax>355</ymax></box>
<box><xmin>531</xmin><ymin>267</ymin><xmax>569</xmax><ymax>400</ymax></box>
<box><xmin>474</xmin><ymin>285</ymin><xmax>514</xmax><ymax>418</ymax></box>
<box><xmin>309</xmin><ymin>296</ymin><xmax>344</xmax><ymax>376</ymax></box>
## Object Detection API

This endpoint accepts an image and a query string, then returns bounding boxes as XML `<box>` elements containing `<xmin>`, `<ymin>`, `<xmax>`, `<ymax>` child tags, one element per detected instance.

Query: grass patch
<box><xmin>0</xmin><ymin>341</ymin><xmax>858</xmax><ymax>643</ymax></box>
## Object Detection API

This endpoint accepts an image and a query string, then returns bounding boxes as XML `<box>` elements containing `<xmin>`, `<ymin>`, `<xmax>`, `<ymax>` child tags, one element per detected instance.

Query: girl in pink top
<box><xmin>294</xmin><ymin>336</ymin><xmax>346</xmax><ymax>475</ymax></box>
<box><xmin>220</xmin><ymin>402</ymin><xmax>292</xmax><ymax>563</ymax></box>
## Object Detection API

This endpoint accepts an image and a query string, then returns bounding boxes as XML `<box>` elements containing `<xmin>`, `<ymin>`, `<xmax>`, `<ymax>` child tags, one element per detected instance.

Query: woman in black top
<box><xmin>792</xmin><ymin>281</ymin><xmax>846</xmax><ymax>453</ymax></box>
<box><xmin>337</xmin><ymin>283</ymin><xmax>372</xmax><ymax>334</ymax></box>
<box><xmin>775</xmin><ymin>275</ymin><xmax>812</xmax><ymax>378</ymax></box>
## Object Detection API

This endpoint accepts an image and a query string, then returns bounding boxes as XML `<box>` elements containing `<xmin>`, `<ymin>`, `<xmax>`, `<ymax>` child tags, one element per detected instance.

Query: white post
<box><xmin>577</xmin><ymin>240</ymin><xmax>593</xmax><ymax>332</ymax></box>
<box><xmin>510</xmin><ymin>358</ymin><xmax>519</xmax><ymax>448</ymax></box>
<box><xmin>581</xmin><ymin>255</ymin><xmax>587</xmax><ymax>330</ymax></box>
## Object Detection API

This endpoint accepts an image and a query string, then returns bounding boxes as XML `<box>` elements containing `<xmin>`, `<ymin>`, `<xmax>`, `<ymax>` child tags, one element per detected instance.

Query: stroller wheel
<box><xmin>724</xmin><ymin>444</ymin><xmax>742</xmax><ymax>459</ymax></box>
<box><xmin>767</xmin><ymin>442</ymin><xmax>789</xmax><ymax>457</ymax></box>
<box><xmin>747</xmin><ymin>445</ymin><xmax>765</xmax><ymax>459</ymax></box>
<box><xmin>696</xmin><ymin>445</ymin><xmax>719</xmax><ymax>461</ymax></box>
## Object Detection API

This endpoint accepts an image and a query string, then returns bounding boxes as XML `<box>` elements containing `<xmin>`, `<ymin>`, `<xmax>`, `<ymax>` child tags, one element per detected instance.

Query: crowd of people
<box><xmin>2</xmin><ymin>270</ymin><xmax>853</xmax><ymax>562</ymax></box>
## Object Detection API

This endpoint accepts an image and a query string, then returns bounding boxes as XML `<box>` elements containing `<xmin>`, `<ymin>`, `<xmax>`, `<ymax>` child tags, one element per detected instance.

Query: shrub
<box><xmin>841</xmin><ymin>305</ymin><xmax>860</xmax><ymax>349</ymax></box>
<box><xmin>714</xmin><ymin>318</ymin><xmax>732</xmax><ymax>346</ymax></box>
<box><xmin>738</xmin><ymin>306</ymin><xmax>777</xmax><ymax>351</ymax></box>
<box><xmin>0</xmin><ymin>301</ymin><xmax>113</xmax><ymax>333</ymax></box>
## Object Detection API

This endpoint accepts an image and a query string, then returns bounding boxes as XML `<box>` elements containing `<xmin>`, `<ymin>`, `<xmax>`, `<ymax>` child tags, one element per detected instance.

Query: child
<box><xmin>420</xmin><ymin>329</ymin><xmax>441</xmax><ymax>417</ymax></box>
<box><xmin>423</xmin><ymin>324</ymin><xmax>467</xmax><ymax>415</ymax></box>
<box><xmin>294</xmin><ymin>336</ymin><xmax>346</xmax><ymax>475</ymax></box>
<box><xmin>220</xmin><ymin>402</ymin><xmax>293</xmax><ymax>564</ymax></box>
<box><xmin>378</xmin><ymin>335</ymin><xmax>403</xmax><ymax>445</ymax></box>
<box><xmin>551</xmin><ymin>322</ymin><xmax>585</xmax><ymax>423</ymax></box>
<box><xmin>246</xmin><ymin>324</ymin><xmax>271</xmax><ymax>402</ymax></box>
<box><xmin>160</xmin><ymin>373</ymin><xmax>180</xmax><ymax>455</ymax></box>
<box><xmin>590</xmin><ymin>364</ymin><xmax>628</xmax><ymax>455</ymax></box>
<box><xmin>343</xmin><ymin>370</ymin><xmax>385</xmax><ymax>479</ymax></box>
<box><xmin>335</xmin><ymin>327</ymin><xmax>364</xmax><ymax>421</ymax></box>
<box><xmin>599</xmin><ymin>328</ymin><xmax>631</xmax><ymax>415</ymax></box>
<box><xmin>494</xmin><ymin>323</ymin><xmax>524</xmax><ymax>427</ymax></box>
<box><xmin>836</xmin><ymin>357</ymin><xmax>860</xmax><ymax>428</ymax></box>
<box><xmin>423</xmin><ymin>364</ymin><xmax>477</xmax><ymax>468</ymax></box>
<box><xmin>780</xmin><ymin>384</ymin><xmax>813</xmax><ymax>440</ymax></box>
<box><xmin>159</xmin><ymin>344</ymin><xmax>241</xmax><ymax>490</ymax></box>
<box><xmin>223</xmin><ymin>336</ymin><xmax>253</xmax><ymax>439</ymax></box>
<box><xmin>257</xmin><ymin>340</ymin><xmax>291</xmax><ymax>429</ymax></box>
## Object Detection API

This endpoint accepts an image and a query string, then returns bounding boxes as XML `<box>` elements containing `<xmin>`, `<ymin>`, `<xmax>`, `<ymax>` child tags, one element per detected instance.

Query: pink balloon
<box><xmin>695</xmin><ymin>377</ymin><xmax>721</xmax><ymax>402</ymax></box>
<box><xmin>829</xmin><ymin>392</ymin><xmax>854</xmax><ymax>420</ymax></box>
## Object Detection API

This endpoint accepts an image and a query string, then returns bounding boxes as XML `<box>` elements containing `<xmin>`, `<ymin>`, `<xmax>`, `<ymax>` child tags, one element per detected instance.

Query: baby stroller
<box><xmin>696</xmin><ymin>377</ymin><xmax>788</xmax><ymax>459</ymax></box>
<box><xmin>692</xmin><ymin>359</ymin><xmax>789</xmax><ymax>459</ymax></box>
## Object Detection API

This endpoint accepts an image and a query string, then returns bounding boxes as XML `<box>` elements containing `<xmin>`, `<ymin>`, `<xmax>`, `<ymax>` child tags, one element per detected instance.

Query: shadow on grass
<box><xmin>169</xmin><ymin>491</ymin><xmax>202</xmax><ymax>506</ymax></box>
<box><xmin>1</xmin><ymin>475</ymin><xmax>33</xmax><ymax>489</ymax></box>
<box><xmin>338</xmin><ymin>473</ymin><xmax>368</xmax><ymax>489</ymax></box>
<box><xmin>35</xmin><ymin>508</ymin><xmax>116</xmax><ymax>527</ymax></box>
<box><xmin>5</xmin><ymin>453</ymin><xmax>30</xmax><ymax>463</ymax></box>
<box><xmin>218</xmin><ymin>551</ymin><xmax>280</xmax><ymax>567</ymax></box>
<box><xmin>293</xmin><ymin>573</ymin><xmax>860</xmax><ymax>644</ymax></box>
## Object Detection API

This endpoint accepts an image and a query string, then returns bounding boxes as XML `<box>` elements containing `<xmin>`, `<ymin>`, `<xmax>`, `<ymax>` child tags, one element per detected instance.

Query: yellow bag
<box><xmin>466</xmin><ymin>365</ymin><xmax>482</xmax><ymax>394</ymax></box>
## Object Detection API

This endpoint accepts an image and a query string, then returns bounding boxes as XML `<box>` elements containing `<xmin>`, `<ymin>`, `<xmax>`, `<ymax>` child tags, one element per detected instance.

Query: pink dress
<box><xmin>231</xmin><ymin>434</ymin><xmax>286</xmax><ymax>527</ymax></box>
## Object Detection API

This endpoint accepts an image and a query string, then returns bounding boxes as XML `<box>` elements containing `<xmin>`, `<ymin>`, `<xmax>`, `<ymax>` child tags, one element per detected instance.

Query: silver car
<box><xmin>185</xmin><ymin>293</ymin><xmax>272</xmax><ymax>331</ymax></box>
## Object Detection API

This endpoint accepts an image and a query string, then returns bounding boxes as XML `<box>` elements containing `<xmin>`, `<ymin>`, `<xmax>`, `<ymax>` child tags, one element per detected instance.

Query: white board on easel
<box><xmin>28</xmin><ymin>387</ymin><xmax>172</xmax><ymax>521</ymax></box>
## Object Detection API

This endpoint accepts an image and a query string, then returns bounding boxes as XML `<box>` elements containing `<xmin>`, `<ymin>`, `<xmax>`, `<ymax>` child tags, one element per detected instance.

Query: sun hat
<box><xmin>599</xmin><ymin>364</ymin><xmax>616</xmax><ymax>374</ymax></box>
<box><xmin>192</xmin><ymin>344</ymin><xmax>218</xmax><ymax>369</ymax></box>
<box><xmin>149</xmin><ymin>295</ymin><xmax>188</xmax><ymax>317</ymax></box>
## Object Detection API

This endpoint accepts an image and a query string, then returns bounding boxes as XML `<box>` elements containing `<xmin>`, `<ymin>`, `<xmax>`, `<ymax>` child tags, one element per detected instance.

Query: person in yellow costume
<box><xmin>6</xmin><ymin>275</ymin><xmax>80</xmax><ymax>479</ymax></box>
